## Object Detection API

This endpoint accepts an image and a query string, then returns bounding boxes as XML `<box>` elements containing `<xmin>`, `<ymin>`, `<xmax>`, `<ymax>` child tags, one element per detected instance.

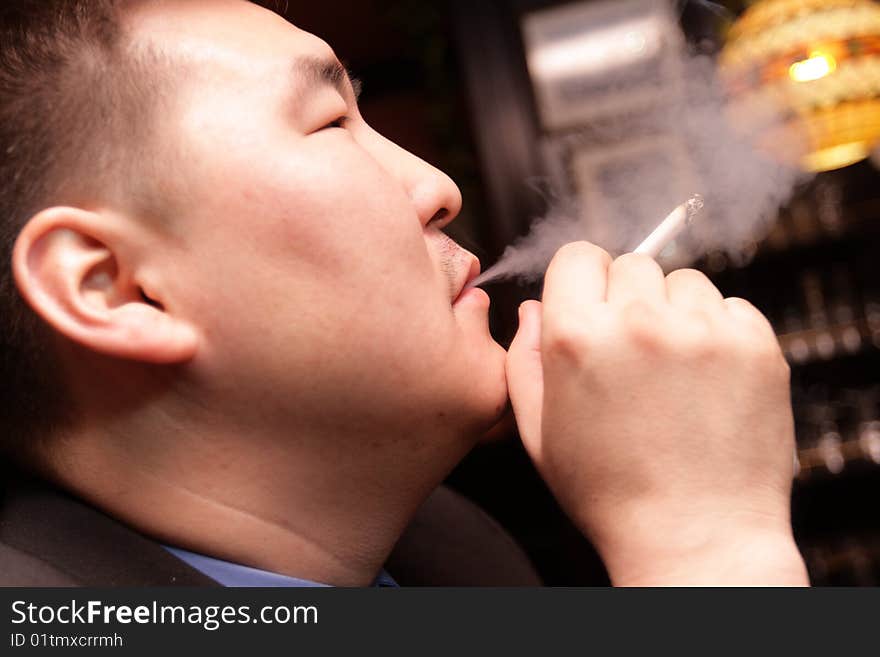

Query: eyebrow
<box><xmin>294</xmin><ymin>56</ymin><xmax>362</xmax><ymax>101</ymax></box>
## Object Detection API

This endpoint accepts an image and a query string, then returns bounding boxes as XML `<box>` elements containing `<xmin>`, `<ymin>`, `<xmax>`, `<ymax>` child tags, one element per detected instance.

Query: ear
<box><xmin>12</xmin><ymin>206</ymin><xmax>199</xmax><ymax>364</ymax></box>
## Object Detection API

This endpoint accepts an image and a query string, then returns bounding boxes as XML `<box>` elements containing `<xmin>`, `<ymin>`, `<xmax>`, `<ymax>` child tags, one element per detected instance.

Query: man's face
<box><xmin>130</xmin><ymin>0</ymin><xmax>508</xmax><ymax>442</ymax></box>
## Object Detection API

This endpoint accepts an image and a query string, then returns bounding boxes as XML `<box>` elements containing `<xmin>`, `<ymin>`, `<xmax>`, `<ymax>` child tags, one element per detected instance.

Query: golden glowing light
<box><xmin>789</xmin><ymin>52</ymin><xmax>837</xmax><ymax>82</ymax></box>
<box><xmin>803</xmin><ymin>141</ymin><xmax>869</xmax><ymax>172</ymax></box>
<box><xmin>720</xmin><ymin>0</ymin><xmax>880</xmax><ymax>173</ymax></box>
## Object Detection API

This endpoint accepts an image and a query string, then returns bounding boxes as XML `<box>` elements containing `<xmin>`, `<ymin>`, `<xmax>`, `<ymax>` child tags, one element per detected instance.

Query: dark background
<box><xmin>284</xmin><ymin>0</ymin><xmax>880</xmax><ymax>585</ymax></box>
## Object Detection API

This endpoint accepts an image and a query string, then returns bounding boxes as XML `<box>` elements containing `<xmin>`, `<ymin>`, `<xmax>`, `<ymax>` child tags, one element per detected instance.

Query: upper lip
<box><xmin>452</xmin><ymin>257</ymin><xmax>481</xmax><ymax>304</ymax></box>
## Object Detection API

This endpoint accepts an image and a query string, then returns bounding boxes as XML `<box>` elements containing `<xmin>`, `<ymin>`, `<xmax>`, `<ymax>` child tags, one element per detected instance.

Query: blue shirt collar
<box><xmin>165</xmin><ymin>546</ymin><xmax>397</xmax><ymax>587</ymax></box>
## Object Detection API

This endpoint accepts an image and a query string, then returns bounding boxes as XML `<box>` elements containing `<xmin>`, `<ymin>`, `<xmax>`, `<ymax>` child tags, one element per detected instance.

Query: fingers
<box><xmin>724</xmin><ymin>296</ymin><xmax>778</xmax><ymax>342</ymax></box>
<box><xmin>506</xmin><ymin>300</ymin><xmax>545</xmax><ymax>459</ymax></box>
<box><xmin>724</xmin><ymin>297</ymin><xmax>790</xmax><ymax>386</ymax></box>
<box><xmin>666</xmin><ymin>269</ymin><xmax>724</xmax><ymax>312</ymax></box>
<box><xmin>541</xmin><ymin>241</ymin><xmax>776</xmax><ymax>353</ymax></box>
<box><xmin>542</xmin><ymin>242</ymin><xmax>612</xmax><ymax>325</ymax></box>
<box><xmin>606</xmin><ymin>253</ymin><xmax>666</xmax><ymax>307</ymax></box>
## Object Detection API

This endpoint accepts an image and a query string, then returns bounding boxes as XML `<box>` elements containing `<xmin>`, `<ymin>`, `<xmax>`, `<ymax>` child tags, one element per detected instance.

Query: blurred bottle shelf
<box><xmin>452</xmin><ymin>0</ymin><xmax>880</xmax><ymax>585</ymax></box>
<box><xmin>793</xmin><ymin>380</ymin><xmax>880</xmax><ymax>480</ymax></box>
<box><xmin>802</xmin><ymin>533</ymin><xmax>880</xmax><ymax>586</ymax></box>
<box><xmin>700</xmin><ymin>169</ymin><xmax>880</xmax><ymax>276</ymax></box>
<box><xmin>759</xmin><ymin>195</ymin><xmax>880</xmax><ymax>260</ymax></box>
<box><xmin>796</xmin><ymin>428</ymin><xmax>880</xmax><ymax>480</ymax></box>
<box><xmin>778</xmin><ymin>319</ymin><xmax>877</xmax><ymax>366</ymax></box>
<box><xmin>728</xmin><ymin>171</ymin><xmax>880</xmax><ymax>493</ymax></box>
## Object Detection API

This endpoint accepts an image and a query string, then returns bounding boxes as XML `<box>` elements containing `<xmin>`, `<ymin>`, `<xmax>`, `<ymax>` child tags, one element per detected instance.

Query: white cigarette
<box><xmin>633</xmin><ymin>194</ymin><xmax>704</xmax><ymax>258</ymax></box>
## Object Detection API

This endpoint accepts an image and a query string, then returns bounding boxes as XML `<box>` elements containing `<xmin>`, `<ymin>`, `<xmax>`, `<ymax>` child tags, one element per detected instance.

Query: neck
<box><xmin>48</xmin><ymin>404</ymin><xmax>476</xmax><ymax>586</ymax></box>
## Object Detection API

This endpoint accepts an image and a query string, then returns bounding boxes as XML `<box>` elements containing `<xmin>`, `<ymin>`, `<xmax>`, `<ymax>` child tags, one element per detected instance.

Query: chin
<box><xmin>459</xmin><ymin>341</ymin><xmax>509</xmax><ymax>433</ymax></box>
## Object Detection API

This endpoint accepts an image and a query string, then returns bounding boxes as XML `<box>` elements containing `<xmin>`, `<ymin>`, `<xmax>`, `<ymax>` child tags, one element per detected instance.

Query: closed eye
<box><xmin>322</xmin><ymin>116</ymin><xmax>348</xmax><ymax>130</ymax></box>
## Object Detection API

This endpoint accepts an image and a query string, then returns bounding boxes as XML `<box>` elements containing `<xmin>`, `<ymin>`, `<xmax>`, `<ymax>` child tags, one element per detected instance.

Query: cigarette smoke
<box><xmin>472</xmin><ymin>17</ymin><xmax>812</xmax><ymax>287</ymax></box>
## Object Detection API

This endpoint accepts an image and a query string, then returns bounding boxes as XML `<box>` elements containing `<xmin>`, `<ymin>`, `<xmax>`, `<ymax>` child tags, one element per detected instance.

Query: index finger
<box><xmin>542</xmin><ymin>241</ymin><xmax>612</xmax><ymax>322</ymax></box>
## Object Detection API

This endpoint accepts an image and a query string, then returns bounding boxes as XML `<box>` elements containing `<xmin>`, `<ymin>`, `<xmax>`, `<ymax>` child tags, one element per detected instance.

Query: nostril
<box><xmin>430</xmin><ymin>209</ymin><xmax>449</xmax><ymax>224</ymax></box>
<box><xmin>139</xmin><ymin>288</ymin><xmax>164</xmax><ymax>310</ymax></box>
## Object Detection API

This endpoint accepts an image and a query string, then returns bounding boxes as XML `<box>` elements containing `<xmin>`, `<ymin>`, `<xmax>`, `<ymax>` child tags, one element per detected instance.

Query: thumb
<box><xmin>506</xmin><ymin>299</ymin><xmax>544</xmax><ymax>461</ymax></box>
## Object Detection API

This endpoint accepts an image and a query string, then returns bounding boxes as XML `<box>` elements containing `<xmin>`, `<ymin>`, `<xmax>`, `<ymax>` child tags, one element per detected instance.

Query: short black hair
<box><xmin>1</xmin><ymin>0</ymin><xmax>139</xmax><ymax>460</ymax></box>
<box><xmin>0</xmin><ymin>0</ymin><xmax>285</xmax><ymax>461</ymax></box>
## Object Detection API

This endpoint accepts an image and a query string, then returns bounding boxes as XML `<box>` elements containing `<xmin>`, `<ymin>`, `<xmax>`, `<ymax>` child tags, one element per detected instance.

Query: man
<box><xmin>0</xmin><ymin>0</ymin><xmax>808</xmax><ymax>586</ymax></box>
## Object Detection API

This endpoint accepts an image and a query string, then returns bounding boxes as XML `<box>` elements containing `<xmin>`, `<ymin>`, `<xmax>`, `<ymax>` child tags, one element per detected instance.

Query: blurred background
<box><xmin>286</xmin><ymin>0</ymin><xmax>880</xmax><ymax>585</ymax></box>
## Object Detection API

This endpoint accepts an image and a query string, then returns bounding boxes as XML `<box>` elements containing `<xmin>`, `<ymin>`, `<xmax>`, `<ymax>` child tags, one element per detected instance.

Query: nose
<box><xmin>366</xmin><ymin>128</ymin><xmax>463</xmax><ymax>228</ymax></box>
<box><xmin>408</xmin><ymin>163</ymin><xmax>463</xmax><ymax>228</ymax></box>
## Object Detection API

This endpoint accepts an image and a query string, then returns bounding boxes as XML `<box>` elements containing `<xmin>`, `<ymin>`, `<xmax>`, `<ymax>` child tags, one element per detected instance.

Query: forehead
<box><xmin>127</xmin><ymin>0</ymin><xmax>334</xmax><ymax>75</ymax></box>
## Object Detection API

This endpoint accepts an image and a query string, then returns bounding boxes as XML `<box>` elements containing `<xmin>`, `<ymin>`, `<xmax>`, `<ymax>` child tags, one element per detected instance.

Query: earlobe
<box><xmin>12</xmin><ymin>206</ymin><xmax>200</xmax><ymax>365</ymax></box>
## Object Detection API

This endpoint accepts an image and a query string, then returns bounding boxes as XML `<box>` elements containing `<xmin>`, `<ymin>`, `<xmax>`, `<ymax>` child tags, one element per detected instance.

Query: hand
<box><xmin>506</xmin><ymin>242</ymin><xmax>808</xmax><ymax>585</ymax></box>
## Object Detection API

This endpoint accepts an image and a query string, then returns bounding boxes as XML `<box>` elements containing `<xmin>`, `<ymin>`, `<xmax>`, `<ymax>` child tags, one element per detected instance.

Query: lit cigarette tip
<box><xmin>633</xmin><ymin>194</ymin><xmax>704</xmax><ymax>258</ymax></box>
<box><xmin>685</xmin><ymin>193</ymin><xmax>704</xmax><ymax>223</ymax></box>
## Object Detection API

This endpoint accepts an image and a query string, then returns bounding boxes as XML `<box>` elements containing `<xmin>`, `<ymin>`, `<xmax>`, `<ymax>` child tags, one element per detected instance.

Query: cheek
<box><xmin>184</xmin><ymin>146</ymin><xmax>452</xmax><ymax>345</ymax></box>
<box><xmin>276</xmin><ymin>150</ymin><xmax>449</xmax><ymax>309</ymax></box>
<box><xmin>256</xmin><ymin>140</ymin><xmax>424</xmax><ymax>266</ymax></box>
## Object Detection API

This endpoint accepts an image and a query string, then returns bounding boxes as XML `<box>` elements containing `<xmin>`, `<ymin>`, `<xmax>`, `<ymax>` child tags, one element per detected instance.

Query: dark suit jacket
<box><xmin>0</xmin><ymin>467</ymin><xmax>541</xmax><ymax>587</ymax></box>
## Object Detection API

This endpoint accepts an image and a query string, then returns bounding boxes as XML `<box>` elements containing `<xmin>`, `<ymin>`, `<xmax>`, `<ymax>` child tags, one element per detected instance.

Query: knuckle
<box><xmin>612</xmin><ymin>252</ymin><xmax>662</xmax><ymax>274</ymax></box>
<box><xmin>680</xmin><ymin>314</ymin><xmax>720</xmax><ymax>358</ymax></box>
<box><xmin>618</xmin><ymin>301</ymin><xmax>664</xmax><ymax>350</ymax></box>
<box><xmin>726</xmin><ymin>296</ymin><xmax>767</xmax><ymax>324</ymax></box>
<box><xmin>755</xmin><ymin>335</ymin><xmax>790</xmax><ymax>374</ymax></box>
<box><xmin>666</xmin><ymin>267</ymin><xmax>715</xmax><ymax>290</ymax></box>
<box><xmin>554</xmin><ymin>241</ymin><xmax>612</xmax><ymax>267</ymax></box>
<box><xmin>543</xmin><ymin>316</ymin><xmax>594</xmax><ymax>365</ymax></box>
<box><xmin>726</xmin><ymin>296</ymin><xmax>777</xmax><ymax>335</ymax></box>
<box><xmin>725</xmin><ymin>295</ymin><xmax>753</xmax><ymax>312</ymax></box>
<box><xmin>731</xmin><ymin>327</ymin><xmax>788</xmax><ymax>375</ymax></box>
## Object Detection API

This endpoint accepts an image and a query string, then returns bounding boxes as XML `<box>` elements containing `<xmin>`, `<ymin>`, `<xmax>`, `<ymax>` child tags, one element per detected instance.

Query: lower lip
<box><xmin>453</xmin><ymin>286</ymin><xmax>490</xmax><ymax>308</ymax></box>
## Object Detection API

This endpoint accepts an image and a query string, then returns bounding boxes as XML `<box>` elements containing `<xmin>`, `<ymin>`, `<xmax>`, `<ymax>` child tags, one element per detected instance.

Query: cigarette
<box><xmin>633</xmin><ymin>194</ymin><xmax>704</xmax><ymax>258</ymax></box>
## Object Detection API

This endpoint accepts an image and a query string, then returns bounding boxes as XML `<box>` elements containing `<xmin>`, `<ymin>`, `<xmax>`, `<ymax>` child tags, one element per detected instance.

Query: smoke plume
<box><xmin>471</xmin><ymin>43</ymin><xmax>812</xmax><ymax>287</ymax></box>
